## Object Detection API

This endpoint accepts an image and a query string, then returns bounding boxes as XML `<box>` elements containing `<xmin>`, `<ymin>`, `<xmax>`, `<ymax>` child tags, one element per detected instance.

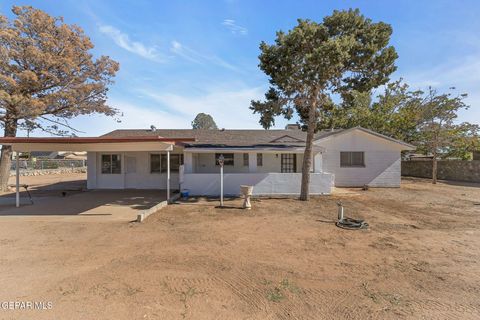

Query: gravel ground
<box><xmin>0</xmin><ymin>176</ymin><xmax>479</xmax><ymax>319</ymax></box>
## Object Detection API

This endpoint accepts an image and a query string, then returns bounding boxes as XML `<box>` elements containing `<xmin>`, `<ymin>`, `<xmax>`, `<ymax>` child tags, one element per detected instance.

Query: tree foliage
<box><xmin>316</xmin><ymin>81</ymin><xmax>424</xmax><ymax>143</ymax></box>
<box><xmin>415</xmin><ymin>88</ymin><xmax>475</xmax><ymax>183</ymax></box>
<box><xmin>316</xmin><ymin>81</ymin><xmax>479</xmax><ymax>162</ymax></box>
<box><xmin>191</xmin><ymin>113</ymin><xmax>218</xmax><ymax>129</ymax></box>
<box><xmin>0</xmin><ymin>6</ymin><xmax>119</xmax><ymax>190</ymax></box>
<box><xmin>251</xmin><ymin>9</ymin><xmax>397</xmax><ymax>200</ymax></box>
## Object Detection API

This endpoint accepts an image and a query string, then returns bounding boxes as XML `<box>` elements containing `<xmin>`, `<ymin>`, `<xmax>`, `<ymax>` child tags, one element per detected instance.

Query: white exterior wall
<box><xmin>191</xmin><ymin>152</ymin><xmax>304</xmax><ymax>174</ymax></box>
<box><xmin>87</xmin><ymin>151</ymin><xmax>180</xmax><ymax>189</ymax></box>
<box><xmin>87</xmin><ymin>152</ymin><xmax>97</xmax><ymax>189</ymax></box>
<box><xmin>182</xmin><ymin>172</ymin><xmax>333</xmax><ymax>196</ymax></box>
<box><xmin>317</xmin><ymin>130</ymin><xmax>403</xmax><ymax>187</ymax></box>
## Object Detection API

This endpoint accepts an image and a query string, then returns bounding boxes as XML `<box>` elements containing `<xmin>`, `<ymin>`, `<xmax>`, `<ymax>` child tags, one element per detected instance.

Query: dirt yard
<box><xmin>0</xmin><ymin>177</ymin><xmax>479</xmax><ymax>319</ymax></box>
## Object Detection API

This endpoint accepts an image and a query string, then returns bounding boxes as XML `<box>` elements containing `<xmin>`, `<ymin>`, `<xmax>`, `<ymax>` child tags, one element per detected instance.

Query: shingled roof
<box><xmin>101</xmin><ymin>128</ymin><xmax>343</xmax><ymax>148</ymax></box>
<box><xmin>101</xmin><ymin>127</ymin><xmax>415</xmax><ymax>149</ymax></box>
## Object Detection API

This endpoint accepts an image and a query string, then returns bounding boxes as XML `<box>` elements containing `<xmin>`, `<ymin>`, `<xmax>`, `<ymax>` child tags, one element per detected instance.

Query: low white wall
<box><xmin>182</xmin><ymin>172</ymin><xmax>333</xmax><ymax>196</ymax></box>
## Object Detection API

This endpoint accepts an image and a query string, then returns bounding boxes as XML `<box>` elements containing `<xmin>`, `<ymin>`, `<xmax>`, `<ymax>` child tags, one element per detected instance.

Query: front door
<box><xmin>281</xmin><ymin>154</ymin><xmax>296</xmax><ymax>173</ymax></box>
<box><xmin>125</xmin><ymin>155</ymin><xmax>137</xmax><ymax>188</ymax></box>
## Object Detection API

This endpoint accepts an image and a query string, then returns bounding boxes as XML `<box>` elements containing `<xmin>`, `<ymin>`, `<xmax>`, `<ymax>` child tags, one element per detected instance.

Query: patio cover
<box><xmin>0</xmin><ymin>136</ymin><xmax>195</xmax><ymax>207</ymax></box>
<box><xmin>0</xmin><ymin>136</ymin><xmax>194</xmax><ymax>152</ymax></box>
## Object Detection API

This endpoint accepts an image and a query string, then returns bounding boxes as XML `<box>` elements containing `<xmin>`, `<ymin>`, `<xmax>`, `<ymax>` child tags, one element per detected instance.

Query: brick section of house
<box><xmin>401</xmin><ymin>160</ymin><xmax>480</xmax><ymax>183</ymax></box>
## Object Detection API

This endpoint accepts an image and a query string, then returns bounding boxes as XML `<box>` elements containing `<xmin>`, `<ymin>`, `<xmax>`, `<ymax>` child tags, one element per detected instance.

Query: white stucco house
<box><xmin>0</xmin><ymin>126</ymin><xmax>415</xmax><ymax>204</ymax></box>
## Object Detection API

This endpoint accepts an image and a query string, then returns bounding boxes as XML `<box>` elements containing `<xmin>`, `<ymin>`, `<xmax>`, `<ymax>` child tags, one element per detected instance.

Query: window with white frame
<box><xmin>101</xmin><ymin>154</ymin><xmax>121</xmax><ymax>174</ymax></box>
<box><xmin>340</xmin><ymin>151</ymin><xmax>365</xmax><ymax>167</ymax></box>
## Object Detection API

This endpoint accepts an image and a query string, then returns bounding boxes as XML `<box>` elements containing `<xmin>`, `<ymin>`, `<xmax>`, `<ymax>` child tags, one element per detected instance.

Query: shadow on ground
<box><xmin>0</xmin><ymin>179</ymin><xmax>168</xmax><ymax>217</ymax></box>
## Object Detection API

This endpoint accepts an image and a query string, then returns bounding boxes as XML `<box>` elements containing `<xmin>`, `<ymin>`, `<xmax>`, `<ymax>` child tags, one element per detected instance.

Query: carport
<box><xmin>0</xmin><ymin>136</ymin><xmax>194</xmax><ymax>208</ymax></box>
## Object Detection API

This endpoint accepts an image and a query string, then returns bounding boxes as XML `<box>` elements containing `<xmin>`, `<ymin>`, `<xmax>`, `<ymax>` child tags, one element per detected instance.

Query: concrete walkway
<box><xmin>0</xmin><ymin>189</ymin><xmax>167</xmax><ymax>222</ymax></box>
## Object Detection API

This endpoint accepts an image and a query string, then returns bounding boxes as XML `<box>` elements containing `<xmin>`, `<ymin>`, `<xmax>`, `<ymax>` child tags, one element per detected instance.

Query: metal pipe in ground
<box><xmin>337</xmin><ymin>202</ymin><xmax>344</xmax><ymax>221</ymax></box>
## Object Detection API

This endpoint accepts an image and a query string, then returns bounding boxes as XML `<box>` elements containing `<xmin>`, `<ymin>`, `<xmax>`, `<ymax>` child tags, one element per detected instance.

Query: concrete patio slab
<box><xmin>0</xmin><ymin>189</ymin><xmax>167</xmax><ymax>222</ymax></box>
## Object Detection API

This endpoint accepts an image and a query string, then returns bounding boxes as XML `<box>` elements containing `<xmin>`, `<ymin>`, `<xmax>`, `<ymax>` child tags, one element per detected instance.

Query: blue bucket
<box><xmin>180</xmin><ymin>189</ymin><xmax>190</xmax><ymax>199</ymax></box>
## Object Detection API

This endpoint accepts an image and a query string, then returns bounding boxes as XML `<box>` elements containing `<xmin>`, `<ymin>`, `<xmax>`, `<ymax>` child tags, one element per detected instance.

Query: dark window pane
<box><xmin>351</xmin><ymin>152</ymin><xmax>364</xmax><ymax>166</ymax></box>
<box><xmin>101</xmin><ymin>154</ymin><xmax>111</xmax><ymax>174</ymax></box>
<box><xmin>340</xmin><ymin>152</ymin><xmax>365</xmax><ymax>167</ymax></box>
<box><xmin>101</xmin><ymin>154</ymin><xmax>121</xmax><ymax>174</ymax></box>
<box><xmin>243</xmin><ymin>153</ymin><xmax>249</xmax><ymax>166</ymax></box>
<box><xmin>150</xmin><ymin>154</ymin><xmax>161</xmax><ymax>173</ymax></box>
<box><xmin>340</xmin><ymin>152</ymin><xmax>350</xmax><ymax>167</ymax></box>
<box><xmin>111</xmin><ymin>154</ymin><xmax>121</xmax><ymax>174</ymax></box>
<box><xmin>161</xmin><ymin>154</ymin><xmax>183</xmax><ymax>172</ymax></box>
<box><xmin>257</xmin><ymin>153</ymin><xmax>263</xmax><ymax>166</ymax></box>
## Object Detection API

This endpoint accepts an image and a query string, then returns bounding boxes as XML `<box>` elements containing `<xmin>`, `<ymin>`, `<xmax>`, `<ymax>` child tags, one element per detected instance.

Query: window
<box><xmin>215</xmin><ymin>153</ymin><xmax>234</xmax><ymax>166</ymax></box>
<box><xmin>101</xmin><ymin>154</ymin><xmax>121</xmax><ymax>174</ymax></box>
<box><xmin>243</xmin><ymin>153</ymin><xmax>249</xmax><ymax>166</ymax></box>
<box><xmin>150</xmin><ymin>154</ymin><xmax>161</xmax><ymax>173</ymax></box>
<box><xmin>281</xmin><ymin>154</ymin><xmax>296</xmax><ymax>173</ymax></box>
<box><xmin>151</xmin><ymin>153</ymin><xmax>183</xmax><ymax>173</ymax></box>
<box><xmin>257</xmin><ymin>153</ymin><xmax>263</xmax><ymax>166</ymax></box>
<box><xmin>160</xmin><ymin>154</ymin><xmax>183</xmax><ymax>173</ymax></box>
<box><xmin>340</xmin><ymin>152</ymin><xmax>365</xmax><ymax>167</ymax></box>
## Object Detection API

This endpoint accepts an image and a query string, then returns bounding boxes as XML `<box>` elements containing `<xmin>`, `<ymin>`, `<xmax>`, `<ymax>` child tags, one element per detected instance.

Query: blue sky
<box><xmin>1</xmin><ymin>0</ymin><xmax>479</xmax><ymax>136</ymax></box>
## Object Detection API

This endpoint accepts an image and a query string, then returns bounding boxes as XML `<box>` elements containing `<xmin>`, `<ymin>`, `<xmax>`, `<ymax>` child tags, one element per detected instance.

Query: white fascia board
<box><xmin>11</xmin><ymin>141</ymin><xmax>175</xmax><ymax>152</ymax></box>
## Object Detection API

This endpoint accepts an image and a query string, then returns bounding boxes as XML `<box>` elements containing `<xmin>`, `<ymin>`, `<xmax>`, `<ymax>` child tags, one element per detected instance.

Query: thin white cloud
<box><xmin>407</xmin><ymin>57</ymin><xmax>480</xmax><ymax>90</ymax></box>
<box><xmin>139</xmin><ymin>86</ymin><xmax>272</xmax><ymax>129</ymax></box>
<box><xmin>404</xmin><ymin>52</ymin><xmax>480</xmax><ymax>124</ymax></box>
<box><xmin>68</xmin><ymin>99</ymin><xmax>189</xmax><ymax>136</ymax></box>
<box><xmin>99</xmin><ymin>25</ymin><xmax>165</xmax><ymax>62</ymax></box>
<box><xmin>222</xmin><ymin>19</ymin><xmax>248</xmax><ymax>35</ymax></box>
<box><xmin>170</xmin><ymin>41</ymin><xmax>239</xmax><ymax>71</ymax></box>
<box><xmin>170</xmin><ymin>41</ymin><xmax>201</xmax><ymax>64</ymax></box>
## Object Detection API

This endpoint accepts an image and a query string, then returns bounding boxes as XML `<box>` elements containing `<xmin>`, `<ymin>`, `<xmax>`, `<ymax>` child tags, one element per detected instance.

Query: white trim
<box><xmin>8</xmin><ymin>141</ymin><xmax>175</xmax><ymax>152</ymax></box>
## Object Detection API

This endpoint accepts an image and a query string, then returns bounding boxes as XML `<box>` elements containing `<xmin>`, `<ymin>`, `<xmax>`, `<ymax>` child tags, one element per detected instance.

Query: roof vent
<box><xmin>150</xmin><ymin>125</ymin><xmax>157</xmax><ymax>132</ymax></box>
<box><xmin>285</xmin><ymin>123</ymin><xmax>300</xmax><ymax>130</ymax></box>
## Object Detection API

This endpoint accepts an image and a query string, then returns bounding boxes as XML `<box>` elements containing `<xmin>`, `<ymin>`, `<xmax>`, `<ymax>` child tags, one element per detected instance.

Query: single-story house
<box><xmin>0</xmin><ymin>126</ymin><xmax>415</xmax><ymax>206</ymax></box>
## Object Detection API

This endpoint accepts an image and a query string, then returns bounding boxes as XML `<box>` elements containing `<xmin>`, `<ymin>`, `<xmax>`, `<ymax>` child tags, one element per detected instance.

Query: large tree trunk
<box><xmin>0</xmin><ymin>118</ymin><xmax>18</xmax><ymax>191</ymax></box>
<box><xmin>300</xmin><ymin>99</ymin><xmax>318</xmax><ymax>201</ymax></box>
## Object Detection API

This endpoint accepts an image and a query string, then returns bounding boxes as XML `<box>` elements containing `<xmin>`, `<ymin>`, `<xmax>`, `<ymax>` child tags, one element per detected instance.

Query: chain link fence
<box><xmin>11</xmin><ymin>159</ymin><xmax>87</xmax><ymax>170</ymax></box>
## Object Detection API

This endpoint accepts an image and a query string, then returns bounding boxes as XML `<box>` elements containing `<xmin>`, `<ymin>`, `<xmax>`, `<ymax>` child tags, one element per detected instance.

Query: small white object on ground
<box><xmin>240</xmin><ymin>185</ymin><xmax>253</xmax><ymax>209</ymax></box>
